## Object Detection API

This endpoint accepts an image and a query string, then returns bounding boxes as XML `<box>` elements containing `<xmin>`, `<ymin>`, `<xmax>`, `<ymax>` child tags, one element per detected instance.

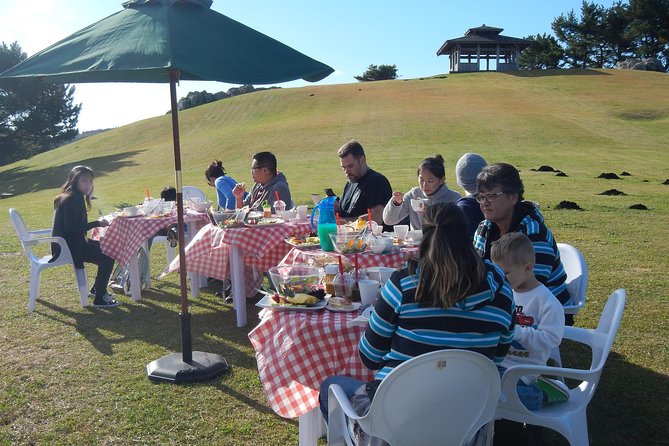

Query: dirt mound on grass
<box><xmin>598</xmin><ymin>189</ymin><xmax>627</xmax><ymax>196</ymax></box>
<box><xmin>620</xmin><ymin>171</ymin><xmax>631</xmax><ymax>176</ymax></box>
<box><xmin>555</xmin><ymin>201</ymin><xmax>583</xmax><ymax>210</ymax></box>
<box><xmin>629</xmin><ymin>204</ymin><xmax>648</xmax><ymax>210</ymax></box>
<box><xmin>555</xmin><ymin>172</ymin><xmax>568</xmax><ymax>177</ymax></box>
<box><xmin>662</xmin><ymin>179</ymin><xmax>669</xmax><ymax>185</ymax></box>
<box><xmin>597</xmin><ymin>173</ymin><xmax>621</xmax><ymax>179</ymax></box>
<box><xmin>531</xmin><ymin>165</ymin><xmax>557</xmax><ymax>172</ymax></box>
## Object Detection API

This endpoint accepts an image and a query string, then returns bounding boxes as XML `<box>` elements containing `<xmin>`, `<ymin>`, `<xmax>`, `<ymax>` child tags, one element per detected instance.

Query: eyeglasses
<box><xmin>474</xmin><ymin>191</ymin><xmax>508</xmax><ymax>204</ymax></box>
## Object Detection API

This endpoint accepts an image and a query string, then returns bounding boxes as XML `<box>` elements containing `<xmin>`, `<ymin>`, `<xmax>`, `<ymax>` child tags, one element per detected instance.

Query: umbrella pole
<box><xmin>146</xmin><ymin>69</ymin><xmax>228</xmax><ymax>383</ymax></box>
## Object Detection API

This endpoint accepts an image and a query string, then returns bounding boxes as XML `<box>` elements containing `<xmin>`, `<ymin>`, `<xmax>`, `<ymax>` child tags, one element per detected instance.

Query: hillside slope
<box><xmin>1</xmin><ymin>68</ymin><xmax>667</xmax><ymax>213</ymax></box>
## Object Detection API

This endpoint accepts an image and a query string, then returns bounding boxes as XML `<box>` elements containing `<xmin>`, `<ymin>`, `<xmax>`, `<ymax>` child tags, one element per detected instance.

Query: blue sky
<box><xmin>1</xmin><ymin>0</ymin><xmax>616</xmax><ymax>131</ymax></box>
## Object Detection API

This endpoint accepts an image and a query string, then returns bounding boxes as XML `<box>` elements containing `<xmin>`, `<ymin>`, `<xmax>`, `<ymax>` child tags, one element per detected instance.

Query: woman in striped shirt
<box><xmin>319</xmin><ymin>202</ymin><xmax>514</xmax><ymax>423</ymax></box>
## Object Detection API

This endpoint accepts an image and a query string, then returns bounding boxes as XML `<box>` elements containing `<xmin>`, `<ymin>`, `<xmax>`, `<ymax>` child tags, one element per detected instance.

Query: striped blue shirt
<box><xmin>359</xmin><ymin>261</ymin><xmax>515</xmax><ymax>382</ymax></box>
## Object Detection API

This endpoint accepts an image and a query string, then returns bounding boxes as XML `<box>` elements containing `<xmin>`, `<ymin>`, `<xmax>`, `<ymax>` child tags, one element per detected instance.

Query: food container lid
<box><xmin>325</xmin><ymin>264</ymin><xmax>339</xmax><ymax>274</ymax></box>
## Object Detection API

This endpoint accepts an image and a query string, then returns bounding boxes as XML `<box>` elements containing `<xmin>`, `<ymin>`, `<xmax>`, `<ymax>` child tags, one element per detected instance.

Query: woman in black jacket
<box><xmin>51</xmin><ymin>165</ymin><xmax>118</xmax><ymax>307</ymax></box>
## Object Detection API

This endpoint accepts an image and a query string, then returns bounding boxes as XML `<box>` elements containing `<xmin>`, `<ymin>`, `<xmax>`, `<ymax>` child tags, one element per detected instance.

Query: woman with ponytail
<box><xmin>319</xmin><ymin>202</ymin><xmax>514</xmax><ymax>425</ymax></box>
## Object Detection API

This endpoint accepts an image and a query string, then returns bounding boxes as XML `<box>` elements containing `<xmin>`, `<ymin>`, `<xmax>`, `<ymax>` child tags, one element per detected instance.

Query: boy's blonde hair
<box><xmin>491</xmin><ymin>232</ymin><xmax>535</xmax><ymax>267</ymax></box>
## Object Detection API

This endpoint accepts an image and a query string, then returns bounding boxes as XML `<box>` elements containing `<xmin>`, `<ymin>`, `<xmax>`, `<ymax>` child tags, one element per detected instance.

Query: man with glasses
<box><xmin>335</xmin><ymin>140</ymin><xmax>392</xmax><ymax>227</ymax></box>
<box><xmin>232</xmin><ymin>151</ymin><xmax>293</xmax><ymax>210</ymax></box>
<box><xmin>473</xmin><ymin>163</ymin><xmax>572</xmax><ymax>324</ymax></box>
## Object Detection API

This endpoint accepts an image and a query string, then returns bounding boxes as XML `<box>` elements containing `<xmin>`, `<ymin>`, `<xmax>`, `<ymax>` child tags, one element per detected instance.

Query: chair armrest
<box><xmin>329</xmin><ymin>384</ymin><xmax>365</xmax><ymax>421</ymax></box>
<box><xmin>28</xmin><ymin>229</ymin><xmax>53</xmax><ymax>239</ymax></box>
<box><xmin>23</xmin><ymin>236</ymin><xmax>66</xmax><ymax>247</ymax></box>
<box><xmin>562</xmin><ymin>326</ymin><xmax>595</xmax><ymax>346</ymax></box>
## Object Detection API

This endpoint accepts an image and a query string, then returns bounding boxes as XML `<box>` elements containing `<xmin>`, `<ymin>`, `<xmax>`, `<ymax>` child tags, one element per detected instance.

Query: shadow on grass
<box><xmin>537</xmin><ymin>340</ymin><xmax>669</xmax><ymax>445</ymax></box>
<box><xmin>34</xmin><ymin>286</ymin><xmax>257</xmax><ymax>363</ymax></box>
<box><xmin>502</xmin><ymin>68</ymin><xmax>610</xmax><ymax>78</ymax></box>
<box><xmin>0</xmin><ymin>151</ymin><xmax>144</xmax><ymax>197</ymax></box>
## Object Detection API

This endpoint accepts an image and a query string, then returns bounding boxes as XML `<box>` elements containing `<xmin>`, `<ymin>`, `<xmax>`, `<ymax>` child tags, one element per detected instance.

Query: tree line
<box><xmin>520</xmin><ymin>0</ymin><xmax>669</xmax><ymax>71</ymax></box>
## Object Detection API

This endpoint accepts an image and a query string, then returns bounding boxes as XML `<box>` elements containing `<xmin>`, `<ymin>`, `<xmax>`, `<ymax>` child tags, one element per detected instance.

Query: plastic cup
<box><xmin>297</xmin><ymin>205</ymin><xmax>308</xmax><ymax>219</ymax></box>
<box><xmin>378</xmin><ymin>267</ymin><xmax>396</xmax><ymax>285</ymax></box>
<box><xmin>394</xmin><ymin>225</ymin><xmax>409</xmax><ymax>241</ymax></box>
<box><xmin>358</xmin><ymin>279</ymin><xmax>379</xmax><ymax>306</ymax></box>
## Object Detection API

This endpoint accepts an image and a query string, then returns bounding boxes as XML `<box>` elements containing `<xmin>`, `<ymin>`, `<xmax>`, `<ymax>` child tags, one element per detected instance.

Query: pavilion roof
<box><xmin>437</xmin><ymin>25</ymin><xmax>531</xmax><ymax>55</ymax></box>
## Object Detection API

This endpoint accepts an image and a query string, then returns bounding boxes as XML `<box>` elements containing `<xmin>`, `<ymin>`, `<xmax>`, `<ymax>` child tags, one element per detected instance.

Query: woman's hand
<box><xmin>392</xmin><ymin>191</ymin><xmax>404</xmax><ymax>206</ymax></box>
<box><xmin>98</xmin><ymin>218</ymin><xmax>110</xmax><ymax>228</ymax></box>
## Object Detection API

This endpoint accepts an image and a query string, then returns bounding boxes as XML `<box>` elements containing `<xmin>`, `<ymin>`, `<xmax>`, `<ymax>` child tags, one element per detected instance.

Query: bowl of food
<box><xmin>329</xmin><ymin>231</ymin><xmax>367</xmax><ymax>254</ymax></box>
<box><xmin>122</xmin><ymin>206</ymin><xmax>141</xmax><ymax>217</ymax></box>
<box><xmin>190</xmin><ymin>200</ymin><xmax>212</xmax><ymax>213</ymax></box>
<box><xmin>268</xmin><ymin>265</ymin><xmax>323</xmax><ymax>297</ymax></box>
<box><xmin>369</xmin><ymin>237</ymin><xmax>393</xmax><ymax>254</ymax></box>
<box><xmin>211</xmin><ymin>209</ymin><xmax>237</xmax><ymax>225</ymax></box>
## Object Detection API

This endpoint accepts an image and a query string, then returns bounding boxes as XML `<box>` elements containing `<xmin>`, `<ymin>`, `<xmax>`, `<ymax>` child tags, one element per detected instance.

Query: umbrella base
<box><xmin>146</xmin><ymin>351</ymin><xmax>229</xmax><ymax>383</ymax></box>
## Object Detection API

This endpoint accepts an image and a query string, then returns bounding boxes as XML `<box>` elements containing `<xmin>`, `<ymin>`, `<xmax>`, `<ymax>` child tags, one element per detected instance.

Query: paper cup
<box><xmin>393</xmin><ymin>225</ymin><xmax>409</xmax><ymax>241</ymax></box>
<box><xmin>358</xmin><ymin>279</ymin><xmax>380</xmax><ymax>307</ymax></box>
<box><xmin>297</xmin><ymin>205</ymin><xmax>308</xmax><ymax>219</ymax></box>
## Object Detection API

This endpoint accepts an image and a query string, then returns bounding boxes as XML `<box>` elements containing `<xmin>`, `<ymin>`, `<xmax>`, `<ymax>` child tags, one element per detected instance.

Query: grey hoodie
<box><xmin>244</xmin><ymin>171</ymin><xmax>293</xmax><ymax>210</ymax></box>
<box><xmin>382</xmin><ymin>184</ymin><xmax>461</xmax><ymax>230</ymax></box>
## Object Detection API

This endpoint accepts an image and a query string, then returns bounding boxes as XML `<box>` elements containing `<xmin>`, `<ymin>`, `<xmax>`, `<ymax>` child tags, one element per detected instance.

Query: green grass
<box><xmin>0</xmin><ymin>68</ymin><xmax>668</xmax><ymax>445</ymax></box>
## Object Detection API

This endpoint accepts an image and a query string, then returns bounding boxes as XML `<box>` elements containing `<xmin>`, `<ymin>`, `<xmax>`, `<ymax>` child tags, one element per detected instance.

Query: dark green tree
<box><xmin>627</xmin><ymin>0</ymin><xmax>669</xmax><ymax>70</ymax></box>
<box><xmin>0</xmin><ymin>41</ymin><xmax>81</xmax><ymax>165</ymax></box>
<box><xmin>354</xmin><ymin>64</ymin><xmax>398</xmax><ymax>82</ymax></box>
<box><xmin>520</xmin><ymin>33</ymin><xmax>565</xmax><ymax>69</ymax></box>
<box><xmin>552</xmin><ymin>2</ymin><xmax>608</xmax><ymax>68</ymax></box>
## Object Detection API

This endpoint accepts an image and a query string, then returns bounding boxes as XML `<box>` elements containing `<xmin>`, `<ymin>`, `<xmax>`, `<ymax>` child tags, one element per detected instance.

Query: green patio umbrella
<box><xmin>0</xmin><ymin>0</ymin><xmax>333</xmax><ymax>383</ymax></box>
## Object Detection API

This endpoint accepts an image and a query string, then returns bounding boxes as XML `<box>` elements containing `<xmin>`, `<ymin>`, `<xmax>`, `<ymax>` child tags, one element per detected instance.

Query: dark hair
<box><xmin>54</xmin><ymin>165</ymin><xmax>94</xmax><ymax>210</ymax></box>
<box><xmin>160</xmin><ymin>186</ymin><xmax>177</xmax><ymax>201</ymax></box>
<box><xmin>416</xmin><ymin>154</ymin><xmax>445</xmax><ymax>180</ymax></box>
<box><xmin>205</xmin><ymin>160</ymin><xmax>226</xmax><ymax>180</ymax></box>
<box><xmin>253</xmin><ymin>151</ymin><xmax>277</xmax><ymax>174</ymax></box>
<box><xmin>338</xmin><ymin>140</ymin><xmax>365</xmax><ymax>159</ymax></box>
<box><xmin>476</xmin><ymin>163</ymin><xmax>525</xmax><ymax>200</ymax></box>
<box><xmin>410</xmin><ymin>202</ymin><xmax>486</xmax><ymax>308</ymax></box>
<box><xmin>491</xmin><ymin>232</ymin><xmax>535</xmax><ymax>267</ymax></box>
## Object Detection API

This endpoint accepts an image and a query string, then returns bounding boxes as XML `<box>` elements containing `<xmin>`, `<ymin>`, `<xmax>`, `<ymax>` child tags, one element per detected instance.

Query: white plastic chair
<box><xmin>328</xmin><ymin>350</ymin><xmax>501</xmax><ymax>446</ymax></box>
<box><xmin>9</xmin><ymin>208</ymin><xmax>89</xmax><ymax>312</ymax></box>
<box><xmin>558</xmin><ymin>243</ymin><xmax>588</xmax><ymax>315</ymax></box>
<box><xmin>182</xmin><ymin>185</ymin><xmax>207</xmax><ymax>203</ymax></box>
<box><xmin>495</xmin><ymin>289</ymin><xmax>626</xmax><ymax>446</ymax></box>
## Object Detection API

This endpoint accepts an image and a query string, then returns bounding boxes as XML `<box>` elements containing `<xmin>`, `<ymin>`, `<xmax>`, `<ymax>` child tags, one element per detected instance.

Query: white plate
<box><xmin>117</xmin><ymin>213</ymin><xmax>144</xmax><ymax>218</ymax></box>
<box><xmin>246</xmin><ymin>218</ymin><xmax>286</xmax><ymax>228</ymax></box>
<box><xmin>326</xmin><ymin>301</ymin><xmax>361</xmax><ymax>313</ymax></box>
<box><xmin>406</xmin><ymin>239</ymin><xmax>421</xmax><ymax>246</ymax></box>
<box><xmin>284</xmin><ymin>238</ymin><xmax>321</xmax><ymax>250</ymax></box>
<box><xmin>256</xmin><ymin>294</ymin><xmax>326</xmax><ymax>311</ymax></box>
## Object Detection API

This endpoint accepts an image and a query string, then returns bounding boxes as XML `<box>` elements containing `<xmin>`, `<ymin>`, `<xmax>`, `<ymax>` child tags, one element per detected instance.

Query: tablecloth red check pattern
<box><xmin>248</xmin><ymin>309</ymin><xmax>375</xmax><ymax>419</ymax></box>
<box><xmin>280</xmin><ymin>245</ymin><xmax>418</xmax><ymax>270</ymax></box>
<box><xmin>168</xmin><ymin>221</ymin><xmax>312</xmax><ymax>297</ymax></box>
<box><xmin>98</xmin><ymin>211</ymin><xmax>208</xmax><ymax>266</ymax></box>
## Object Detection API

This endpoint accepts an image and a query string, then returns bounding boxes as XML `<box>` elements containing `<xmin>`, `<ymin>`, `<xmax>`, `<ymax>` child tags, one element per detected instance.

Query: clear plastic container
<box><xmin>324</xmin><ymin>264</ymin><xmax>339</xmax><ymax>296</ymax></box>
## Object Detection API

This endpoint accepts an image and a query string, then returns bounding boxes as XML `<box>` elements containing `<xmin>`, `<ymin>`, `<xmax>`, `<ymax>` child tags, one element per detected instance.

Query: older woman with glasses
<box><xmin>473</xmin><ymin>163</ymin><xmax>572</xmax><ymax>323</ymax></box>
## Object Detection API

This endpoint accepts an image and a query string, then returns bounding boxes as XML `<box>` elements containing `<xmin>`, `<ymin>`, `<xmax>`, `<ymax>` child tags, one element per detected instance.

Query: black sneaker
<box><xmin>92</xmin><ymin>293</ymin><xmax>121</xmax><ymax>308</ymax></box>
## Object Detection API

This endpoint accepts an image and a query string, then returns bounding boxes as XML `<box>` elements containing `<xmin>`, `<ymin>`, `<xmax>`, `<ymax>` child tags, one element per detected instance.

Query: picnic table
<box><xmin>167</xmin><ymin>220</ymin><xmax>312</xmax><ymax>326</ymax></box>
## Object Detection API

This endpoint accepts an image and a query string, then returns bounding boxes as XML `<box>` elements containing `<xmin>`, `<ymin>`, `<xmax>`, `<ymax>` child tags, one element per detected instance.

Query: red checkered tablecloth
<box><xmin>97</xmin><ymin>211</ymin><xmax>208</xmax><ymax>266</ymax></box>
<box><xmin>280</xmin><ymin>245</ymin><xmax>418</xmax><ymax>270</ymax></box>
<box><xmin>248</xmin><ymin>309</ymin><xmax>375</xmax><ymax>419</ymax></box>
<box><xmin>168</xmin><ymin>221</ymin><xmax>312</xmax><ymax>297</ymax></box>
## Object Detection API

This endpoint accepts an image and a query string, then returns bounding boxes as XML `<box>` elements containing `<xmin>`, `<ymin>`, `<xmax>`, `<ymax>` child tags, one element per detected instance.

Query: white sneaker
<box><xmin>92</xmin><ymin>293</ymin><xmax>121</xmax><ymax>308</ymax></box>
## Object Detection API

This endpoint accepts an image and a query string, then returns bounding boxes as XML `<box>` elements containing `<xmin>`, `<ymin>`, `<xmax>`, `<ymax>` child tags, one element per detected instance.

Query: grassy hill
<box><xmin>0</xmin><ymin>68</ymin><xmax>668</xmax><ymax>445</ymax></box>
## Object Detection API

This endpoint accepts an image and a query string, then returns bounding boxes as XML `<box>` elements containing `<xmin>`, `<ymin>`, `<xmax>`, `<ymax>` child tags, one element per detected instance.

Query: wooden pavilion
<box><xmin>437</xmin><ymin>25</ymin><xmax>531</xmax><ymax>73</ymax></box>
